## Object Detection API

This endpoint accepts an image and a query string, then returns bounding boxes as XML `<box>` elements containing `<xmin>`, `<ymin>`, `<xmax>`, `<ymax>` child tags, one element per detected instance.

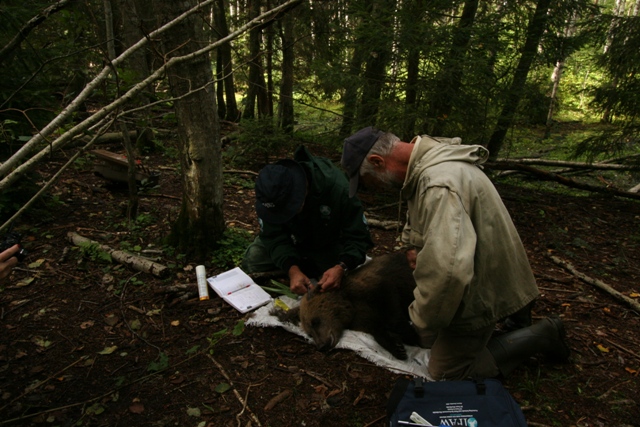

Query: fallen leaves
<box><xmin>129</xmin><ymin>398</ymin><xmax>145</xmax><ymax>414</ymax></box>
<box><xmin>98</xmin><ymin>345</ymin><xmax>118</xmax><ymax>355</ymax></box>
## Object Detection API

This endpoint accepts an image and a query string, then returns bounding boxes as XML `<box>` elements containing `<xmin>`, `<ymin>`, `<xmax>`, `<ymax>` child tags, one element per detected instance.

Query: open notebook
<box><xmin>207</xmin><ymin>267</ymin><xmax>272</xmax><ymax>313</ymax></box>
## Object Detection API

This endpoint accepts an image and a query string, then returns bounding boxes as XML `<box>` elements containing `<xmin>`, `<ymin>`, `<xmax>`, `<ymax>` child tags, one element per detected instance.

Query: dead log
<box><xmin>366</xmin><ymin>218</ymin><xmax>402</xmax><ymax>230</ymax></box>
<box><xmin>493</xmin><ymin>158</ymin><xmax>640</xmax><ymax>171</ymax></box>
<box><xmin>549</xmin><ymin>255</ymin><xmax>640</xmax><ymax>314</ymax></box>
<box><xmin>67</xmin><ymin>231</ymin><xmax>169</xmax><ymax>278</ymax></box>
<box><xmin>486</xmin><ymin>162</ymin><xmax>640</xmax><ymax>201</ymax></box>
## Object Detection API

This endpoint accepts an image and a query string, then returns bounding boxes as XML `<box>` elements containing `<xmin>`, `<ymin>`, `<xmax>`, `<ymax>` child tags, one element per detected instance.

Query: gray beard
<box><xmin>377</xmin><ymin>169</ymin><xmax>403</xmax><ymax>191</ymax></box>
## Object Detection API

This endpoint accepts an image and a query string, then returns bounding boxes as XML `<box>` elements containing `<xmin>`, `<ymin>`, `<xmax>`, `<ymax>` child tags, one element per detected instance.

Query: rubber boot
<box><xmin>487</xmin><ymin>316</ymin><xmax>570</xmax><ymax>377</ymax></box>
<box><xmin>502</xmin><ymin>301</ymin><xmax>534</xmax><ymax>331</ymax></box>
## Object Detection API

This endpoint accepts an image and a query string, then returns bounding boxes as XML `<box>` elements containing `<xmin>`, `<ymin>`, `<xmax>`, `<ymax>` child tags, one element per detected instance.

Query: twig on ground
<box><xmin>367</xmin><ymin>218</ymin><xmax>402</xmax><ymax>230</ymax></box>
<box><xmin>0</xmin><ymin>355</ymin><xmax>89</xmax><ymax>413</ymax></box>
<box><xmin>0</xmin><ymin>352</ymin><xmax>201</xmax><ymax>426</ymax></box>
<box><xmin>206</xmin><ymin>353</ymin><xmax>262</xmax><ymax>426</ymax></box>
<box><xmin>363</xmin><ymin>414</ymin><xmax>386</xmax><ymax>427</ymax></box>
<box><xmin>597</xmin><ymin>380</ymin><xmax>632</xmax><ymax>400</ymax></box>
<box><xmin>140</xmin><ymin>193</ymin><xmax>181</xmax><ymax>201</ymax></box>
<box><xmin>364</xmin><ymin>202</ymin><xmax>400</xmax><ymax>212</ymax></box>
<box><xmin>603</xmin><ymin>338</ymin><xmax>640</xmax><ymax>361</ymax></box>
<box><xmin>549</xmin><ymin>255</ymin><xmax>640</xmax><ymax>314</ymax></box>
<box><xmin>224</xmin><ymin>169</ymin><xmax>258</xmax><ymax>176</ymax></box>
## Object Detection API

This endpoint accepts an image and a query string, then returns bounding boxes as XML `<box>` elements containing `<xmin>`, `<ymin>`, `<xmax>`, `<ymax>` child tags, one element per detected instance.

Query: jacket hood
<box><xmin>401</xmin><ymin>135</ymin><xmax>489</xmax><ymax>200</ymax></box>
<box><xmin>294</xmin><ymin>145</ymin><xmax>343</xmax><ymax>196</ymax></box>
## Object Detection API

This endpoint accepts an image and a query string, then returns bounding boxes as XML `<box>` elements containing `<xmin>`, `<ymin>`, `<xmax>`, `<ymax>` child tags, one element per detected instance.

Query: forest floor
<box><xmin>1</xmin><ymin>133</ymin><xmax>639</xmax><ymax>427</ymax></box>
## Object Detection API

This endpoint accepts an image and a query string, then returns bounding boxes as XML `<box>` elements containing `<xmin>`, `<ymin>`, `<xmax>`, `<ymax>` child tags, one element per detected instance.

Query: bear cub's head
<box><xmin>298</xmin><ymin>285</ymin><xmax>354</xmax><ymax>352</ymax></box>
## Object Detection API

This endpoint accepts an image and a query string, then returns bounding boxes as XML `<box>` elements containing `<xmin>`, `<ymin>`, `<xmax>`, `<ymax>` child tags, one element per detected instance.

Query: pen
<box><xmin>398</xmin><ymin>421</ymin><xmax>430</xmax><ymax>426</ymax></box>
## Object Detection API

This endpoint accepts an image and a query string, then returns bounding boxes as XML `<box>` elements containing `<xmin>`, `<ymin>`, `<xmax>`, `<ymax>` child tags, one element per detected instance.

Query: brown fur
<box><xmin>271</xmin><ymin>252</ymin><xmax>419</xmax><ymax>359</ymax></box>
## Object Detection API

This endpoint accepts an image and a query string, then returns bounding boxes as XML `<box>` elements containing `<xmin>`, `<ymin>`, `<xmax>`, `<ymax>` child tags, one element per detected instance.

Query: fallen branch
<box><xmin>153</xmin><ymin>283</ymin><xmax>196</xmax><ymax>294</ymax></box>
<box><xmin>549</xmin><ymin>255</ymin><xmax>640</xmax><ymax>314</ymax></box>
<box><xmin>367</xmin><ymin>218</ymin><xmax>402</xmax><ymax>230</ymax></box>
<box><xmin>67</xmin><ymin>231</ymin><xmax>169</xmax><ymax>278</ymax></box>
<box><xmin>487</xmin><ymin>162</ymin><xmax>640</xmax><ymax>201</ymax></box>
<box><xmin>493</xmin><ymin>158</ymin><xmax>640</xmax><ymax>171</ymax></box>
<box><xmin>206</xmin><ymin>353</ymin><xmax>262</xmax><ymax>426</ymax></box>
<box><xmin>224</xmin><ymin>169</ymin><xmax>258</xmax><ymax>176</ymax></box>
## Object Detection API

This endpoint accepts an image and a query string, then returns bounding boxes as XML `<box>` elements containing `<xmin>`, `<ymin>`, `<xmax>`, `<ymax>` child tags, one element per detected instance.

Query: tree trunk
<box><xmin>339</xmin><ymin>44</ymin><xmax>366</xmax><ymax>137</ymax></box>
<box><xmin>104</xmin><ymin>0</ymin><xmax>140</xmax><ymax>221</ymax></box>
<box><xmin>279</xmin><ymin>11</ymin><xmax>295</xmax><ymax>133</ymax></box>
<box><xmin>244</xmin><ymin>0</ymin><xmax>270</xmax><ymax>119</ymax></box>
<box><xmin>339</xmin><ymin>1</ymin><xmax>376</xmax><ymax>137</ymax></box>
<box><xmin>544</xmin><ymin>15</ymin><xmax>577</xmax><ymax>139</ymax></box>
<box><xmin>486</xmin><ymin>0</ymin><xmax>552</xmax><ymax>160</ymax></box>
<box><xmin>429</xmin><ymin>0</ymin><xmax>478</xmax><ymax>136</ymax></box>
<box><xmin>355</xmin><ymin>0</ymin><xmax>395</xmax><ymax>129</ymax></box>
<box><xmin>213</xmin><ymin>0</ymin><xmax>239</xmax><ymax>121</ymax></box>
<box><xmin>160</xmin><ymin>0</ymin><xmax>225</xmax><ymax>261</ymax></box>
<box><xmin>265</xmin><ymin>0</ymin><xmax>275</xmax><ymax>117</ymax></box>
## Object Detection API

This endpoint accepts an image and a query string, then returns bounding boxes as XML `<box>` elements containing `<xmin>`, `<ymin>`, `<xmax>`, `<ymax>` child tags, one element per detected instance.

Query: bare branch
<box><xmin>0</xmin><ymin>0</ymin><xmax>219</xmax><ymax>179</ymax></box>
<box><xmin>493</xmin><ymin>158</ymin><xmax>640</xmax><ymax>171</ymax></box>
<box><xmin>0</xmin><ymin>0</ymin><xmax>304</xmax><ymax>194</ymax></box>
<box><xmin>486</xmin><ymin>162</ymin><xmax>640</xmax><ymax>201</ymax></box>
<box><xmin>0</xmin><ymin>0</ymin><xmax>73</xmax><ymax>65</ymax></box>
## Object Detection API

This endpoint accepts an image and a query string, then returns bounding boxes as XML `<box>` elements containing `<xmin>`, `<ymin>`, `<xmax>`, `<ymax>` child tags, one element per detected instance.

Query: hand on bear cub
<box><xmin>288</xmin><ymin>264</ymin><xmax>346</xmax><ymax>294</ymax></box>
<box><xmin>272</xmin><ymin>252</ymin><xmax>420</xmax><ymax>360</ymax></box>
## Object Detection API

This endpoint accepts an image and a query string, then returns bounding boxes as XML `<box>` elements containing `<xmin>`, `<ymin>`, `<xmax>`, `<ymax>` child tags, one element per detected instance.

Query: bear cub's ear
<box><xmin>270</xmin><ymin>305</ymin><xmax>301</xmax><ymax>326</ymax></box>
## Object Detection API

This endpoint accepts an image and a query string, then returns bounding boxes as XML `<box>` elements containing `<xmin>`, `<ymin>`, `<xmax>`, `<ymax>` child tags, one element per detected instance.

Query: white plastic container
<box><xmin>196</xmin><ymin>265</ymin><xmax>209</xmax><ymax>300</ymax></box>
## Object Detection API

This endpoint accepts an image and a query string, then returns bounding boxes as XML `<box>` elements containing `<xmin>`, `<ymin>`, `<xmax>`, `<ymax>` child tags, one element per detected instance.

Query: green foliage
<box><xmin>260</xmin><ymin>280</ymin><xmax>297</xmax><ymax>299</ymax></box>
<box><xmin>232</xmin><ymin>319</ymin><xmax>245</xmax><ymax>336</ymax></box>
<box><xmin>147</xmin><ymin>352</ymin><xmax>169</xmax><ymax>372</ymax></box>
<box><xmin>206</xmin><ymin>321</ymin><xmax>244</xmax><ymax>354</ymax></box>
<box><xmin>78</xmin><ymin>242</ymin><xmax>112</xmax><ymax>263</ymax></box>
<box><xmin>210</xmin><ymin>227</ymin><xmax>254</xmax><ymax>270</ymax></box>
<box><xmin>225</xmin><ymin>118</ymin><xmax>295</xmax><ymax>168</ymax></box>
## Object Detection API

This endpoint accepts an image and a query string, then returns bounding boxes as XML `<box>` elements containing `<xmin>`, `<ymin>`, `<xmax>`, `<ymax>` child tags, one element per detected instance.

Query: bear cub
<box><xmin>271</xmin><ymin>252</ymin><xmax>420</xmax><ymax>360</ymax></box>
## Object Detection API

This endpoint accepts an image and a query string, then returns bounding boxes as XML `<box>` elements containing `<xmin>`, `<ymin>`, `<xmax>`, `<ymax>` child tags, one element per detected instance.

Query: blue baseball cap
<box><xmin>255</xmin><ymin>160</ymin><xmax>307</xmax><ymax>224</ymax></box>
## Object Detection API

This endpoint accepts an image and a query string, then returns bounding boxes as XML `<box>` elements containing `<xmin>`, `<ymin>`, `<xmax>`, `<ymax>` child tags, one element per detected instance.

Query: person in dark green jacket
<box><xmin>242</xmin><ymin>146</ymin><xmax>373</xmax><ymax>295</ymax></box>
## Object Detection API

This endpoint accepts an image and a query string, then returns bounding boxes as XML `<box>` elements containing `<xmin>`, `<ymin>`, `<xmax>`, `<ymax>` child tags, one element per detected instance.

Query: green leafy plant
<box><xmin>147</xmin><ymin>352</ymin><xmax>169</xmax><ymax>372</ymax></box>
<box><xmin>260</xmin><ymin>280</ymin><xmax>297</xmax><ymax>299</ymax></box>
<box><xmin>78</xmin><ymin>242</ymin><xmax>112</xmax><ymax>263</ymax></box>
<box><xmin>210</xmin><ymin>227</ymin><xmax>254</xmax><ymax>270</ymax></box>
<box><xmin>206</xmin><ymin>321</ymin><xmax>245</xmax><ymax>354</ymax></box>
<box><xmin>206</xmin><ymin>328</ymin><xmax>228</xmax><ymax>355</ymax></box>
<box><xmin>225</xmin><ymin>117</ymin><xmax>295</xmax><ymax>167</ymax></box>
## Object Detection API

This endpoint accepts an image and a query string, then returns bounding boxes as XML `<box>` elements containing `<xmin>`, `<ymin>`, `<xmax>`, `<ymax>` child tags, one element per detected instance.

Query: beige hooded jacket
<box><xmin>401</xmin><ymin>135</ymin><xmax>539</xmax><ymax>333</ymax></box>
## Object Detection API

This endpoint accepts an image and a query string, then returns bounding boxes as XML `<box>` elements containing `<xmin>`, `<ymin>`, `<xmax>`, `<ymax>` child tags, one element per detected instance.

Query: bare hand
<box><xmin>317</xmin><ymin>265</ymin><xmax>344</xmax><ymax>292</ymax></box>
<box><xmin>288</xmin><ymin>265</ymin><xmax>311</xmax><ymax>295</ymax></box>
<box><xmin>0</xmin><ymin>244</ymin><xmax>19</xmax><ymax>283</ymax></box>
<box><xmin>405</xmin><ymin>248</ymin><xmax>417</xmax><ymax>270</ymax></box>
